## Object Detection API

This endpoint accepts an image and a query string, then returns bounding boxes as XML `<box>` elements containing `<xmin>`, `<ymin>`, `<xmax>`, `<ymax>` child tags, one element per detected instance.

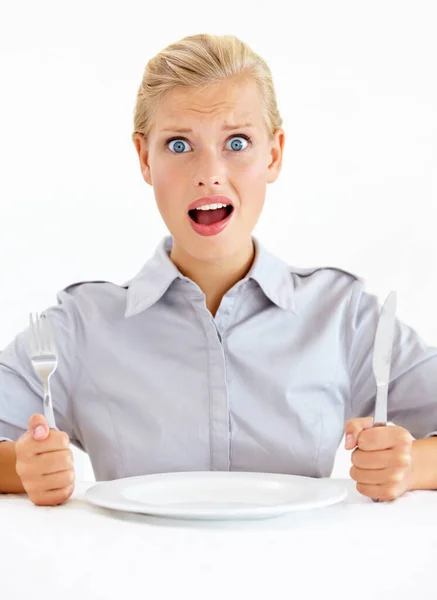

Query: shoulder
<box><xmin>55</xmin><ymin>279</ymin><xmax>130</xmax><ymax>321</ymax></box>
<box><xmin>286</xmin><ymin>264</ymin><xmax>366</xmax><ymax>316</ymax></box>
<box><xmin>61</xmin><ymin>279</ymin><xmax>128</xmax><ymax>296</ymax></box>
<box><xmin>289</xmin><ymin>264</ymin><xmax>363</xmax><ymax>291</ymax></box>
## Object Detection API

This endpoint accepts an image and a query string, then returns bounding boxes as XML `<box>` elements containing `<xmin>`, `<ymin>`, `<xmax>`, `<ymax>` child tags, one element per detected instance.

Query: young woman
<box><xmin>1</xmin><ymin>34</ymin><xmax>437</xmax><ymax>506</ymax></box>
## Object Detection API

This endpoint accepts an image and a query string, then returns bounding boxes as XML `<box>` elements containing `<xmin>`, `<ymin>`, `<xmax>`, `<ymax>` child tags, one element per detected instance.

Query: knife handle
<box><xmin>371</xmin><ymin>422</ymin><xmax>387</xmax><ymax>502</ymax></box>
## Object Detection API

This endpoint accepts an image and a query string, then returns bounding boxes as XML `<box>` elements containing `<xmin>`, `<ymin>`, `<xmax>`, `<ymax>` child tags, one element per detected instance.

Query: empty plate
<box><xmin>85</xmin><ymin>471</ymin><xmax>347</xmax><ymax>520</ymax></box>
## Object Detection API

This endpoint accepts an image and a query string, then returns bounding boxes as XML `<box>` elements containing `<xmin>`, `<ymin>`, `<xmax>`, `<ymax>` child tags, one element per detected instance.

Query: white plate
<box><xmin>85</xmin><ymin>471</ymin><xmax>347</xmax><ymax>520</ymax></box>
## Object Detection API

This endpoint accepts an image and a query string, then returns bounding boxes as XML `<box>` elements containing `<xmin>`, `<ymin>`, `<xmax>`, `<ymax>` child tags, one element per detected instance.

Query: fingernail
<box><xmin>33</xmin><ymin>425</ymin><xmax>46</xmax><ymax>439</ymax></box>
<box><xmin>346</xmin><ymin>434</ymin><xmax>355</xmax><ymax>448</ymax></box>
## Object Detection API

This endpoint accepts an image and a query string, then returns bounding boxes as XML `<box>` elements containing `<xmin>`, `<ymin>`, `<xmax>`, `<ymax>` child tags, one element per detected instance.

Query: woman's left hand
<box><xmin>344</xmin><ymin>417</ymin><xmax>414</xmax><ymax>501</ymax></box>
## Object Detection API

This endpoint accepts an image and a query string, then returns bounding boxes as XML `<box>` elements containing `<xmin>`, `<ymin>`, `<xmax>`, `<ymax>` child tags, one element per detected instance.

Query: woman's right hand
<box><xmin>15</xmin><ymin>414</ymin><xmax>75</xmax><ymax>506</ymax></box>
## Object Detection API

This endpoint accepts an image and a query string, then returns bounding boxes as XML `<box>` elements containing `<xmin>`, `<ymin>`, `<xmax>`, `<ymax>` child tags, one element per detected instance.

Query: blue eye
<box><xmin>168</xmin><ymin>139</ymin><xmax>191</xmax><ymax>153</ymax></box>
<box><xmin>225</xmin><ymin>136</ymin><xmax>250</xmax><ymax>151</ymax></box>
<box><xmin>166</xmin><ymin>134</ymin><xmax>251</xmax><ymax>153</ymax></box>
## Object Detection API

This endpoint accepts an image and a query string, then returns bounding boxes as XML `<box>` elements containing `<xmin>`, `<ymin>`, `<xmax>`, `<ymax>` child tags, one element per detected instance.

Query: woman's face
<box><xmin>134</xmin><ymin>76</ymin><xmax>284</xmax><ymax>263</ymax></box>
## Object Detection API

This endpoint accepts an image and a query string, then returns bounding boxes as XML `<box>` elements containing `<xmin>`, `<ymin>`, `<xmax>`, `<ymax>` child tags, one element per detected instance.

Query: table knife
<box><xmin>371</xmin><ymin>290</ymin><xmax>397</xmax><ymax>502</ymax></box>
<box><xmin>372</xmin><ymin>290</ymin><xmax>397</xmax><ymax>427</ymax></box>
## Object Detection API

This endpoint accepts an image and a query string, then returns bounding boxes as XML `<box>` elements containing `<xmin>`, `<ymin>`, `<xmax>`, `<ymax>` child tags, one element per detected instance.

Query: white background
<box><xmin>0</xmin><ymin>0</ymin><xmax>436</xmax><ymax>481</ymax></box>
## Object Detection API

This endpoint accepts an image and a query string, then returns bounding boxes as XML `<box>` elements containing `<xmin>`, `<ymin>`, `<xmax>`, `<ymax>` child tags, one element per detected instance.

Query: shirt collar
<box><xmin>124</xmin><ymin>235</ymin><xmax>297</xmax><ymax>317</ymax></box>
<box><xmin>249</xmin><ymin>237</ymin><xmax>297</xmax><ymax>314</ymax></box>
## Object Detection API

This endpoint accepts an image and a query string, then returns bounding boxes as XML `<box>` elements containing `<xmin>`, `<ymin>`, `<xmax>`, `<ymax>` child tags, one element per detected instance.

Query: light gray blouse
<box><xmin>1</xmin><ymin>235</ymin><xmax>437</xmax><ymax>482</ymax></box>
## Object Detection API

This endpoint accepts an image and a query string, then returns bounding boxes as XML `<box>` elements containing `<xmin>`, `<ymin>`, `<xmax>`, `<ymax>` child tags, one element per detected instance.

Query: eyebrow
<box><xmin>159</xmin><ymin>122</ymin><xmax>254</xmax><ymax>134</ymax></box>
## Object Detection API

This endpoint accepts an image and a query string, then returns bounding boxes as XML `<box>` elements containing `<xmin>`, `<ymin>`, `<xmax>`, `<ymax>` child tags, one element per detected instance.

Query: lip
<box><xmin>187</xmin><ymin>196</ymin><xmax>234</xmax><ymax>212</ymax></box>
<box><xmin>188</xmin><ymin>206</ymin><xmax>234</xmax><ymax>237</ymax></box>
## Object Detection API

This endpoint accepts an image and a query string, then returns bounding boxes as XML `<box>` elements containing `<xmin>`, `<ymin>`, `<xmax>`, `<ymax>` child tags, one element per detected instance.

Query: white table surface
<box><xmin>1</xmin><ymin>478</ymin><xmax>436</xmax><ymax>600</ymax></box>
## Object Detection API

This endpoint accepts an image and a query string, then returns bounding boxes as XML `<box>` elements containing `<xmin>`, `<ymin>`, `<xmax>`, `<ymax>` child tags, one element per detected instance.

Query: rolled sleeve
<box><xmin>0</xmin><ymin>290</ymin><xmax>78</xmax><ymax>441</ymax></box>
<box><xmin>346</xmin><ymin>280</ymin><xmax>437</xmax><ymax>439</ymax></box>
<box><xmin>0</xmin><ymin>420</ymin><xmax>23</xmax><ymax>442</ymax></box>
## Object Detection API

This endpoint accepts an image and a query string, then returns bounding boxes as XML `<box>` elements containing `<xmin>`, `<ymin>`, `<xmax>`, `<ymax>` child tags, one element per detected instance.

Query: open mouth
<box><xmin>188</xmin><ymin>205</ymin><xmax>234</xmax><ymax>226</ymax></box>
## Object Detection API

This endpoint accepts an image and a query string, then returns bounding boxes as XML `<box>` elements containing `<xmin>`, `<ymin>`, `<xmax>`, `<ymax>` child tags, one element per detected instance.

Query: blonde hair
<box><xmin>132</xmin><ymin>33</ymin><xmax>283</xmax><ymax>143</ymax></box>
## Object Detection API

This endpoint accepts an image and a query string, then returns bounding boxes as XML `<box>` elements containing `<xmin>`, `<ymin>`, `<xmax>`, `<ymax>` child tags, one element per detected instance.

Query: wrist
<box><xmin>408</xmin><ymin>437</ymin><xmax>437</xmax><ymax>491</ymax></box>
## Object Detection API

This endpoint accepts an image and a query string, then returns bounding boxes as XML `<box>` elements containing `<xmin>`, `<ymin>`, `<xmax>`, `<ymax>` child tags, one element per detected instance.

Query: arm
<box><xmin>0</xmin><ymin>290</ymin><xmax>78</xmax><ymax>492</ymax></box>
<box><xmin>0</xmin><ymin>441</ymin><xmax>25</xmax><ymax>494</ymax></box>
<box><xmin>410</xmin><ymin>437</ymin><xmax>437</xmax><ymax>490</ymax></box>
<box><xmin>0</xmin><ymin>415</ymin><xmax>75</xmax><ymax>504</ymax></box>
<box><xmin>345</xmin><ymin>281</ymin><xmax>437</xmax><ymax>497</ymax></box>
<box><xmin>347</xmin><ymin>280</ymin><xmax>437</xmax><ymax>440</ymax></box>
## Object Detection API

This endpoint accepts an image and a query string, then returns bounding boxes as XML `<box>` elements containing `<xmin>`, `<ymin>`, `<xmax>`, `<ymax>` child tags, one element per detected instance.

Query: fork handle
<box><xmin>43</xmin><ymin>389</ymin><xmax>57</xmax><ymax>429</ymax></box>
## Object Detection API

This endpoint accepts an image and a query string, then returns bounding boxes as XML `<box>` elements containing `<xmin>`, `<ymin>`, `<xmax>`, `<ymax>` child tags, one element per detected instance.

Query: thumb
<box><xmin>344</xmin><ymin>417</ymin><xmax>374</xmax><ymax>450</ymax></box>
<box><xmin>28</xmin><ymin>413</ymin><xmax>50</xmax><ymax>441</ymax></box>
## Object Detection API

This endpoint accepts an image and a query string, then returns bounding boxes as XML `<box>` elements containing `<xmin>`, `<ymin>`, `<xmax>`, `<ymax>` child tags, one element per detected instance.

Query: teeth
<box><xmin>194</xmin><ymin>203</ymin><xmax>230</xmax><ymax>211</ymax></box>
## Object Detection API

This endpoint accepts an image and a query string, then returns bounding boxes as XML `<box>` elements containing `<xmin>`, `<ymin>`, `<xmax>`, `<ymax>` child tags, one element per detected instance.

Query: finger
<box><xmin>16</xmin><ymin>448</ymin><xmax>72</xmax><ymax>477</ymax></box>
<box><xmin>35</xmin><ymin>449</ymin><xmax>74</xmax><ymax>475</ymax></box>
<box><xmin>33</xmin><ymin>430</ymin><xmax>70</xmax><ymax>455</ymax></box>
<box><xmin>16</xmin><ymin>429</ymin><xmax>70</xmax><ymax>459</ymax></box>
<box><xmin>356</xmin><ymin>482</ymin><xmax>402</xmax><ymax>502</ymax></box>
<box><xmin>24</xmin><ymin>468</ymin><xmax>75</xmax><ymax>494</ymax></box>
<box><xmin>29</xmin><ymin>484</ymin><xmax>75</xmax><ymax>507</ymax></box>
<box><xmin>41</xmin><ymin>469</ymin><xmax>75</xmax><ymax>491</ymax></box>
<box><xmin>344</xmin><ymin>417</ymin><xmax>374</xmax><ymax>449</ymax></box>
<box><xmin>357</xmin><ymin>426</ymin><xmax>413</xmax><ymax>452</ymax></box>
<box><xmin>28</xmin><ymin>414</ymin><xmax>50</xmax><ymax>441</ymax></box>
<box><xmin>352</xmin><ymin>448</ymin><xmax>412</xmax><ymax>470</ymax></box>
<box><xmin>350</xmin><ymin>465</ymin><xmax>406</xmax><ymax>485</ymax></box>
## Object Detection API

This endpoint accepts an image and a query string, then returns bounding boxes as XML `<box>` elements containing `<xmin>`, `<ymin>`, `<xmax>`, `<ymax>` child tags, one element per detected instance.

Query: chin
<box><xmin>191</xmin><ymin>230</ymin><xmax>253</xmax><ymax>263</ymax></box>
<box><xmin>190</xmin><ymin>237</ymin><xmax>237</xmax><ymax>261</ymax></box>
<box><xmin>167</xmin><ymin>213</ymin><xmax>254</xmax><ymax>264</ymax></box>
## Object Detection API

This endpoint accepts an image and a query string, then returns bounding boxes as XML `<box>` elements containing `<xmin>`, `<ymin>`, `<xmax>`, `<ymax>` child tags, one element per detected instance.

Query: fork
<box><xmin>29</xmin><ymin>312</ymin><xmax>58</xmax><ymax>429</ymax></box>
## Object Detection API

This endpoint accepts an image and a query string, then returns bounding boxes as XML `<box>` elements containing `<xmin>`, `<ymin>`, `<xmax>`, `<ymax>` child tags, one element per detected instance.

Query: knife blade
<box><xmin>370</xmin><ymin>290</ymin><xmax>397</xmax><ymax>503</ymax></box>
<box><xmin>372</xmin><ymin>290</ymin><xmax>397</xmax><ymax>427</ymax></box>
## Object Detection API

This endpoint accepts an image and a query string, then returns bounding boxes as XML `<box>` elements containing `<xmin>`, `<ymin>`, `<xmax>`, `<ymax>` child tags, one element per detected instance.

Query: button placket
<box><xmin>188</xmin><ymin>290</ymin><xmax>231</xmax><ymax>471</ymax></box>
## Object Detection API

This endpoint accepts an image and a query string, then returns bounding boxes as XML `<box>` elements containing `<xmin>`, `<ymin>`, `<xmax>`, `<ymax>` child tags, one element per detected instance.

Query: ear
<box><xmin>133</xmin><ymin>133</ymin><xmax>153</xmax><ymax>185</ymax></box>
<box><xmin>266</xmin><ymin>128</ymin><xmax>285</xmax><ymax>184</ymax></box>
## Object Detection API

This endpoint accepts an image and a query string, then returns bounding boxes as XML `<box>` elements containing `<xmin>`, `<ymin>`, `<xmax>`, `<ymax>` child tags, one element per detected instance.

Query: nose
<box><xmin>192</xmin><ymin>152</ymin><xmax>225</xmax><ymax>188</ymax></box>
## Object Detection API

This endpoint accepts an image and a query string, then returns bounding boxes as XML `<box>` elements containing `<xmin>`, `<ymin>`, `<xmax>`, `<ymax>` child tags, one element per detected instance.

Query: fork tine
<box><xmin>36</xmin><ymin>313</ymin><xmax>45</xmax><ymax>353</ymax></box>
<box><xmin>43</xmin><ymin>313</ymin><xmax>56</xmax><ymax>353</ymax></box>
<box><xmin>29</xmin><ymin>311</ymin><xmax>57</xmax><ymax>356</ymax></box>
<box><xmin>29</xmin><ymin>313</ymin><xmax>37</xmax><ymax>355</ymax></box>
<box><xmin>38</xmin><ymin>313</ymin><xmax>44</xmax><ymax>353</ymax></box>
<box><xmin>39</xmin><ymin>313</ymin><xmax>50</xmax><ymax>353</ymax></box>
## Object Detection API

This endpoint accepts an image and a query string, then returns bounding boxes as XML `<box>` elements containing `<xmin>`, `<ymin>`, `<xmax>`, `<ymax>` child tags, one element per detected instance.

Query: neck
<box><xmin>170</xmin><ymin>237</ymin><xmax>255</xmax><ymax>317</ymax></box>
